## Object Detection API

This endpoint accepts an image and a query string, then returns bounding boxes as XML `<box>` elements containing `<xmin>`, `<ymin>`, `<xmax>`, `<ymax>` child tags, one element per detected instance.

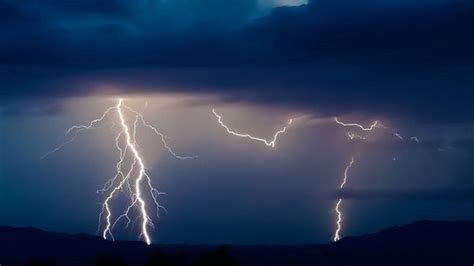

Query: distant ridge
<box><xmin>0</xmin><ymin>220</ymin><xmax>473</xmax><ymax>265</ymax></box>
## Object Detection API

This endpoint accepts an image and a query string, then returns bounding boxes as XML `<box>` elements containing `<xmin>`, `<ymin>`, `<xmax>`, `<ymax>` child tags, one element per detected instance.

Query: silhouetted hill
<box><xmin>0</xmin><ymin>220</ymin><xmax>473</xmax><ymax>265</ymax></box>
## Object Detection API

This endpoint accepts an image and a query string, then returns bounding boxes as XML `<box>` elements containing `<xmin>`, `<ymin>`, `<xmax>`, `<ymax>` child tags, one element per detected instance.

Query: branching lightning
<box><xmin>333</xmin><ymin>116</ymin><xmax>420</xmax><ymax>242</ymax></box>
<box><xmin>212</xmin><ymin>108</ymin><xmax>293</xmax><ymax>148</ymax></box>
<box><xmin>333</xmin><ymin>117</ymin><xmax>381</xmax><ymax>242</ymax></box>
<box><xmin>44</xmin><ymin>104</ymin><xmax>423</xmax><ymax>245</ymax></box>
<box><xmin>44</xmin><ymin>98</ymin><xmax>194</xmax><ymax>245</ymax></box>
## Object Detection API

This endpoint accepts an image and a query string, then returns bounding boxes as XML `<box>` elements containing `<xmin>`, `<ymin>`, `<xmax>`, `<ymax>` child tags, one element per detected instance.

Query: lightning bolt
<box><xmin>41</xmin><ymin>107</ymin><xmax>116</xmax><ymax>159</ymax></box>
<box><xmin>333</xmin><ymin>117</ymin><xmax>380</xmax><ymax>242</ymax></box>
<box><xmin>334</xmin><ymin>117</ymin><xmax>381</xmax><ymax>131</ymax></box>
<box><xmin>334</xmin><ymin>117</ymin><xmax>419</xmax><ymax>142</ymax></box>
<box><xmin>333</xmin><ymin>116</ymin><xmax>420</xmax><ymax>241</ymax></box>
<box><xmin>338</xmin><ymin>157</ymin><xmax>354</xmax><ymax>190</ymax></box>
<box><xmin>44</xmin><ymin>98</ymin><xmax>194</xmax><ymax>245</ymax></box>
<box><xmin>212</xmin><ymin>109</ymin><xmax>293</xmax><ymax>148</ymax></box>
<box><xmin>333</xmin><ymin>156</ymin><xmax>354</xmax><ymax>242</ymax></box>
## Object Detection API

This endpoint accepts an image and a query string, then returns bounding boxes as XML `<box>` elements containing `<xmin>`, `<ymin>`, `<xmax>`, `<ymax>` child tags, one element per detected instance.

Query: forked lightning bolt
<box><xmin>212</xmin><ymin>109</ymin><xmax>293</xmax><ymax>147</ymax></box>
<box><xmin>43</xmin><ymin>98</ymin><xmax>194</xmax><ymax>245</ymax></box>
<box><xmin>333</xmin><ymin>156</ymin><xmax>354</xmax><ymax>242</ymax></box>
<box><xmin>333</xmin><ymin>116</ymin><xmax>419</xmax><ymax>241</ymax></box>
<box><xmin>333</xmin><ymin>117</ymin><xmax>381</xmax><ymax>242</ymax></box>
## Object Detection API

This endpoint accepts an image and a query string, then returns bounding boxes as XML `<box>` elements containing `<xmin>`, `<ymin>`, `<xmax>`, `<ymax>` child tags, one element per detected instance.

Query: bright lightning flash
<box><xmin>44</xmin><ymin>98</ymin><xmax>194</xmax><ymax>245</ymax></box>
<box><xmin>332</xmin><ymin>116</ymin><xmax>419</xmax><ymax>242</ymax></box>
<box><xmin>333</xmin><ymin>156</ymin><xmax>354</xmax><ymax>242</ymax></box>
<box><xmin>333</xmin><ymin>117</ymin><xmax>380</xmax><ymax>242</ymax></box>
<box><xmin>212</xmin><ymin>108</ymin><xmax>293</xmax><ymax>147</ymax></box>
<box><xmin>334</xmin><ymin>117</ymin><xmax>380</xmax><ymax>131</ymax></box>
<box><xmin>334</xmin><ymin>117</ymin><xmax>419</xmax><ymax>142</ymax></box>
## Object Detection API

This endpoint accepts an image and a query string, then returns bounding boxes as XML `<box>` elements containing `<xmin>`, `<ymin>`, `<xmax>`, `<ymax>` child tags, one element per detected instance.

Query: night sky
<box><xmin>0</xmin><ymin>0</ymin><xmax>473</xmax><ymax>244</ymax></box>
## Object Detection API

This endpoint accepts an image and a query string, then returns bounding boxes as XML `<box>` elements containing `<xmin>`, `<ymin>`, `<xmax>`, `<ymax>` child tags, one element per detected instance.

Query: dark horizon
<box><xmin>2</xmin><ymin>220</ymin><xmax>474</xmax><ymax>265</ymax></box>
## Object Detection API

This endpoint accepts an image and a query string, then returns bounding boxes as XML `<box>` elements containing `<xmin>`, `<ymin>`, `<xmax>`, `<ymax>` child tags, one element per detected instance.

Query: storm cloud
<box><xmin>1</xmin><ymin>0</ymin><xmax>473</xmax><ymax>124</ymax></box>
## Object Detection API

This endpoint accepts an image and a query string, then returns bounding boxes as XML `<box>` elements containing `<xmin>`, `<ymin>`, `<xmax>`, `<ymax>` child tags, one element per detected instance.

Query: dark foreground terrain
<box><xmin>0</xmin><ymin>220</ymin><xmax>473</xmax><ymax>266</ymax></box>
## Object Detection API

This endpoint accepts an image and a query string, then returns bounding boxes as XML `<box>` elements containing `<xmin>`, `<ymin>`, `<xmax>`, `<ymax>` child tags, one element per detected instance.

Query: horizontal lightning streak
<box><xmin>212</xmin><ymin>108</ymin><xmax>292</xmax><ymax>148</ymax></box>
<box><xmin>334</xmin><ymin>117</ymin><xmax>380</xmax><ymax>131</ymax></box>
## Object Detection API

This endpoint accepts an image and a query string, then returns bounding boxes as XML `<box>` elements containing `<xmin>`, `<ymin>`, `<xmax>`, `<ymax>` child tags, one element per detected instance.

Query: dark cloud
<box><xmin>0</xmin><ymin>1</ymin><xmax>31</xmax><ymax>25</ymax></box>
<box><xmin>2</xmin><ymin>0</ymin><xmax>473</xmax><ymax>65</ymax></box>
<box><xmin>16</xmin><ymin>0</ymin><xmax>131</xmax><ymax>17</ymax></box>
<box><xmin>0</xmin><ymin>0</ymin><xmax>473</xmax><ymax>124</ymax></box>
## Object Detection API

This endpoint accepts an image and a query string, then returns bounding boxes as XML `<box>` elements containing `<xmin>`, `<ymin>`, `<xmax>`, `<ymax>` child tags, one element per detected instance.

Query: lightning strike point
<box><xmin>333</xmin><ymin>157</ymin><xmax>355</xmax><ymax>242</ymax></box>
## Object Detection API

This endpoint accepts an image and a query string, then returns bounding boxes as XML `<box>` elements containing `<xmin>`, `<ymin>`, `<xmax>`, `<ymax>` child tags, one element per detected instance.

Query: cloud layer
<box><xmin>1</xmin><ymin>0</ymin><xmax>473</xmax><ymax>124</ymax></box>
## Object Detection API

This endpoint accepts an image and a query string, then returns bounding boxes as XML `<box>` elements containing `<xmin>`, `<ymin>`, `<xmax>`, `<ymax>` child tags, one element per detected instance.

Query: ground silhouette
<box><xmin>0</xmin><ymin>220</ymin><xmax>473</xmax><ymax>265</ymax></box>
